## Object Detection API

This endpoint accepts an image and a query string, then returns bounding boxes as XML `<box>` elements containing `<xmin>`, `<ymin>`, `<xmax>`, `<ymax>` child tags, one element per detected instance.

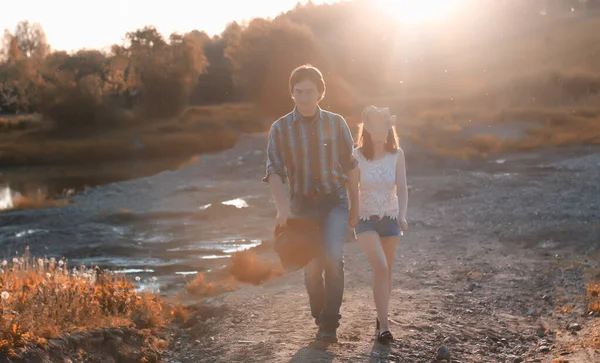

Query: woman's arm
<box><xmin>396</xmin><ymin>148</ymin><xmax>408</xmax><ymax>220</ymax></box>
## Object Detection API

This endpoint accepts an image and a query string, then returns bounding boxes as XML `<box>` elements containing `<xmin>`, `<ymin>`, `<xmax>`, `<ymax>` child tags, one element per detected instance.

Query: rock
<box><xmin>66</xmin><ymin>333</ymin><xmax>86</xmax><ymax>348</ymax></box>
<box><xmin>109</xmin><ymin>336</ymin><xmax>123</xmax><ymax>348</ymax></box>
<box><xmin>468</xmin><ymin>282</ymin><xmax>481</xmax><ymax>291</ymax></box>
<box><xmin>183</xmin><ymin>315</ymin><xmax>200</xmax><ymax>328</ymax></box>
<box><xmin>174</xmin><ymin>185</ymin><xmax>201</xmax><ymax>193</ymax></box>
<box><xmin>567</xmin><ymin>323</ymin><xmax>582</xmax><ymax>332</ymax></box>
<box><xmin>436</xmin><ymin>345</ymin><xmax>451</xmax><ymax>361</ymax></box>
<box><xmin>538</xmin><ymin>345</ymin><xmax>550</xmax><ymax>353</ymax></box>
<box><xmin>507</xmin><ymin>355</ymin><xmax>524</xmax><ymax>363</ymax></box>
<box><xmin>110</xmin><ymin>328</ymin><xmax>124</xmax><ymax>337</ymax></box>
<box><xmin>443</xmin><ymin>336</ymin><xmax>459</xmax><ymax>344</ymax></box>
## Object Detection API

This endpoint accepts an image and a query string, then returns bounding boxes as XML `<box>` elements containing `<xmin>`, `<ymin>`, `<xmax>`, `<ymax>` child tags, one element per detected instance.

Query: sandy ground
<box><xmin>156</xmin><ymin>133</ymin><xmax>600</xmax><ymax>363</ymax></box>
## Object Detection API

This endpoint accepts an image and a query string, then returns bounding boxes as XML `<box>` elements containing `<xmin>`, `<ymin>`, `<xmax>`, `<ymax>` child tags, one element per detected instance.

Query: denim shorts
<box><xmin>355</xmin><ymin>216</ymin><xmax>400</xmax><ymax>238</ymax></box>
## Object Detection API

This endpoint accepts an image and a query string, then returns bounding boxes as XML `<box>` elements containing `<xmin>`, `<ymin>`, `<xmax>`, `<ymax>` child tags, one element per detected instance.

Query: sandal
<box><xmin>377</xmin><ymin>330</ymin><xmax>394</xmax><ymax>344</ymax></box>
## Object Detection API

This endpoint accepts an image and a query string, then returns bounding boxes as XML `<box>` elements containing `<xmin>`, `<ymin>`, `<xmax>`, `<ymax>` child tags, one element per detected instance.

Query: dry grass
<box><xmin>0</xmin><ymin>129</ymin><xmax>239</xmax><ymax>167</ymax></box>
<box><xmin>0</xmin><ymin>114</ymin><xmax>42</xmax><ymax>133</ymax></box>
<box><xmin>581</xmin><ymin>266</ymin><xmax>600</xmax><ymax>350</ymax></box>
<box><xmin>386</xmin><ymin>91</ymin><xmax>600</xmax><ymax>160</ymax></box>
<box><xmin>588</xmin><ymin>283</ymin><xmax>600</xmax><ymax>315</ymax></box>
<box><xmin>184</xmin><ymin>273</ymin><xmax>236</xmax><ymax>297</ymax></box>
<box><xmin>5</xmin><ymin>187</ymin><xmax>69</xmax><ymax>211</ymax></box>
<box><xmin>179</xmin><ymin>103</ymin><xmax>265</xmax><ymax>133</ymax></box>
<box><xmin>0</xmin><ymin>248</ymin><xmax>179</xmax><ymax>356</ymax></box>
<box><xmin>0</xmin><ymin>103</ymin><xmax>260</xmax><ymax>168</ymax></box>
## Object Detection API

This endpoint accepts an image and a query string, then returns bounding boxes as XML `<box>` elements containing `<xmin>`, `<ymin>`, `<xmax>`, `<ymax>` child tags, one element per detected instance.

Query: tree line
<box><xmin>1</xmin><ymin>0</ymin><xmax>598</xmax><ymax>132</ymax></box>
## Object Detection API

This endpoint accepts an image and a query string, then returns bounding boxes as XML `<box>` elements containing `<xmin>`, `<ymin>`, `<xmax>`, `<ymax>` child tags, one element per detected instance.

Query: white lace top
<box><xmin>354</xmin><ymin>148</ymin><xmax>400</xmax><ymax>220</ymax></box>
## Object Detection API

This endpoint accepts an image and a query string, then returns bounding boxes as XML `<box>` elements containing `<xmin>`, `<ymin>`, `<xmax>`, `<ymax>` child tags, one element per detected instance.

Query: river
<box><xmin>0</xmin><ymin>134</ymin><xmax>273</xmax><ymax>293</ymax></box>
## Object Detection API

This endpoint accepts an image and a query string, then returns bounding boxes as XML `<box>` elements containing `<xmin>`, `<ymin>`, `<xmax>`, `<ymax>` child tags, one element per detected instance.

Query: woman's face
<box><xmin>364</xmin><ymin>109</ymin><xmax>394</xmax><ymax>144</ymax></box>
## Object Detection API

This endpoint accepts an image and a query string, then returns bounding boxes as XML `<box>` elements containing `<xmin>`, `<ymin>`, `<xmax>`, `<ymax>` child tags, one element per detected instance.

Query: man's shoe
<box><xmin>316</xmin><ymin>326</ymin><xmax>338</xmax><ymax>343</ymax></box>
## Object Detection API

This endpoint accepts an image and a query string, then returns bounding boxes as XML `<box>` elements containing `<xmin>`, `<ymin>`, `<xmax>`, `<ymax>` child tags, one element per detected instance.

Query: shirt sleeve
<box><xmin>262</xmin><ymin>122</ymin><xmax>288</xmax><ymax>184</ymax></box>
<box><xmin>338</xmin><ymin>116</ymin><xmax>358</xmax><ymax>173</ymax></box>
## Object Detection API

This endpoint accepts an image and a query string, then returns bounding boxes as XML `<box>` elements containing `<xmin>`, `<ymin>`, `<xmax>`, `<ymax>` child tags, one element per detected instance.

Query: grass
<box><xmin>383</xmin><ymin>91</ymin><xmax>600</xmax><ymax>160</ymax></box>
<box><xmin>0</xmin><ymin>103</ymin><xmax>262</xmax><ymax>168</ymax></box>
<box><xmin>0</xmin><ymin>248</ymin><xmax>182</xmax><ymax>357</ymax></box>
<box><xmin>581</xmin><ymin>266</ymin><xmax>600</xmax><ymax>351</ymax></box>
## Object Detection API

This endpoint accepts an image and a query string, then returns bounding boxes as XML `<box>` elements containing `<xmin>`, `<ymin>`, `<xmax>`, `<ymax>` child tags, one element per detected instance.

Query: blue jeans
<box><xmin>291</xmin><ymin>187</ymin><xmax>349</xmax><ymax>330</ymax></box>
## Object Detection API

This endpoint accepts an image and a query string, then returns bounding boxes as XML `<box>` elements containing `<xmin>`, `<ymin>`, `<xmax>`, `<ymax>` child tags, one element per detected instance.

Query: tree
<box><xmin>9</xmin><ymin>21</ymin><xmax>49</xmax><ymax>59</ymax></box>
<box><xmin>0</xmin><ymin>22</ymin><xmax>49</xmax><ymax>113</ymax></box>
<box><xmin>34</xmin><ymin>49</ymin><xmax>128</xmax><ymax>132</ymax></box>
<box><xmin>115</xmin><ymin>26</ymin><xmax>208</xmax><ymax>118</ymax></box>
<box><xmin>191</xmin><ymin>25</ymin><xmax>240</xmax><ymax>105</ymax></box>
<box><xmin>225</xmin><ymin>16</ymin><xmax>360</xmax><ymax>116</ymax></box>
<box><xmin>225</xmin><ymin>18</ymin><xmax>326</xmax><ymax>115</ymax></box>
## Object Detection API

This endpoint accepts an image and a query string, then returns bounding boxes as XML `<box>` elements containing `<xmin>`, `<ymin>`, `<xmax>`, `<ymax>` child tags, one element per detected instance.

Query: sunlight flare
<box><xmin>376</xmin><ymin>0</ymin><xmax>462</xmax><ymax>25</ymax></box>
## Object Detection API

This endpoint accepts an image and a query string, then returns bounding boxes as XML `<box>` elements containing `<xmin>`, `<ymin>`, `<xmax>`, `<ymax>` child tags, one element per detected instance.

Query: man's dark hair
<box><xmin>289</xmin><ymin>64</ymin><xmax>326</xmax><ymax>99</ymax></box>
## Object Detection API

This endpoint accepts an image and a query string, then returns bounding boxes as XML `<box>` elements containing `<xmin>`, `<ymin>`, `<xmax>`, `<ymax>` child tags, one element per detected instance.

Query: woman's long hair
<box><xmin>356</xmin><ymin>106</ymin><xmax>400</xmax><ymax>161</ymax></box>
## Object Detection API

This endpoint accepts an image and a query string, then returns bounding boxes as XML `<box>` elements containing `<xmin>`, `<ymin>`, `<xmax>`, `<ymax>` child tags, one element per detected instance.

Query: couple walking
<box><xmin>263</xmin><ymin>64</ymin><xmax>408</xmax><ymax>344</ymax></box>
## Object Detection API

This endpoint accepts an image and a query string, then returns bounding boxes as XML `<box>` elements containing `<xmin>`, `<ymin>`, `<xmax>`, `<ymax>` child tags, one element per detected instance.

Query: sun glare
<box><xmin>377</xmin><ymin>0</ymin><xmax>461</xmax><ymax>25</ymax></box>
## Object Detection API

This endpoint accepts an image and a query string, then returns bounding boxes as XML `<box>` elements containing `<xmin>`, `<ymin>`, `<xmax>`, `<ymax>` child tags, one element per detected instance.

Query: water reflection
<box><xmin>222</xmin><ymin>239</ymin><xmax>261</xmax><ymax>253</ymax></box>
<box><xmin>0</xmin><ymin>186</ymin><xmax>13</xmax><ymax>210</ymax></box>
<box><xmin>15</xmin><ymin>229</ymin><xmax>48</xmax><ymax>238</ymax></box>
<box><xmin>201</xmin><ymin>255</ymin><xmax>231</xmax><ymax>259</ymax></box>
<box><xmin>113</xmin><ymin>268</ymin><xmax>155</xmax><ymax>274</ymax></box>
<box><xmin>222</xmin><ymin>198</ymin><xmax>249</xmax><ymax>209</ymax></box>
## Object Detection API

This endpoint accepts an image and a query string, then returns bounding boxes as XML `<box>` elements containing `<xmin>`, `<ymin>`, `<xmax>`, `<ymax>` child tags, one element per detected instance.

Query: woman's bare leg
<box><xmin>356</xmin><ymin>232</ymin><xmax>391</xmax><ymax>332</ymax></box>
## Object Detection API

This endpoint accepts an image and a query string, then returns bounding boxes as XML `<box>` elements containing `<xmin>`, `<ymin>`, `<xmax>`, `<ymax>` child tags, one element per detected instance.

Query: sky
<box><xmin>1</xmin><ymin>0</ymin><xmax>339</xmax><ymax>52</ymax></box>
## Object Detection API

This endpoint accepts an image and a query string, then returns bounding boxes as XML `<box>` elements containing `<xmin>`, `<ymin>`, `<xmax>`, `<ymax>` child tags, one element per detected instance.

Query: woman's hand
<box><xmin>398</xmin><ymin>217</ymin><xmax>408</xmax><ymax>233</ymax></box>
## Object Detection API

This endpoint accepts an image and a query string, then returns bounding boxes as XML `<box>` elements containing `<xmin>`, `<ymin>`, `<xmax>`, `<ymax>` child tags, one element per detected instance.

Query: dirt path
<box><xmin>161</xmin><ymin>136</ymin><xmax>600</xmax><ymax>363</ymax></box>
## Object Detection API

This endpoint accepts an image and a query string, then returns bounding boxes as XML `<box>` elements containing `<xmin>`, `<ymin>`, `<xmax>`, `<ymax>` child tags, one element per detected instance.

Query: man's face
<box><xmin>292</xmin><ymin>80</ymin><xmax>321</xmax><ymax>115</ymax></box>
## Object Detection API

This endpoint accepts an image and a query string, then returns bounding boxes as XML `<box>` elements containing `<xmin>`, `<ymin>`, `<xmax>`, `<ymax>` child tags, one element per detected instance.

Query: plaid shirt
<box><xmin>263</xmin><ymin>106</ymin><xmax>358</xmax><ymax>197</ymax></box>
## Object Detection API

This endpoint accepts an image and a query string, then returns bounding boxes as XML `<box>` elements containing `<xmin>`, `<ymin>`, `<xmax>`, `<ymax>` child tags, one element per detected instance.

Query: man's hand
<box><xmin>398</xmin><ymin>217</ymin><xmax>408</xmax><ymax>233</ymax></box>
<box><xmin>276</xmin><ymin>207</ymin><xmax>292</xmax><ymax>227</ymax></box>
<box><xmin>348</xmin><ymin>206</ymin><xmax>359</xmax><ymax>228</ymax></box>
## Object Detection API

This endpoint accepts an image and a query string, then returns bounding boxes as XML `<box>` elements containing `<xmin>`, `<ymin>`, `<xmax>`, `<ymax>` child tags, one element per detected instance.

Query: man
<box><xmin>263</xmin><ymin>64</ymin><xmax>359</xmax><ymax>342</ymax></box>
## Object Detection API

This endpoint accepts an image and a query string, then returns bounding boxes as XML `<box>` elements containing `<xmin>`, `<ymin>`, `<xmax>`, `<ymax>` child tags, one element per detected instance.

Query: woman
<box><xmin>353</xmin><ymin>105</ymin><xmax>408</xmax><ymax>344</ymax></box>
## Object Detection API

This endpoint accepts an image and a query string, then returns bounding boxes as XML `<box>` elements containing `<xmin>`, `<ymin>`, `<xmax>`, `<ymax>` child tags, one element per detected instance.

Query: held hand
<box><xmin>398</xmin><ymin>217</ymin><xmax>408</xmax><ymax>233</ymax></box>
<box><xmin>348</xmin><ymin>206</ymin><xmax>359</xmax><ymax>228</ymax></box>
<box><xmin>276</xmin><ymin>207</ymin><xmax>292</xmax><ymax>227</ymax></box>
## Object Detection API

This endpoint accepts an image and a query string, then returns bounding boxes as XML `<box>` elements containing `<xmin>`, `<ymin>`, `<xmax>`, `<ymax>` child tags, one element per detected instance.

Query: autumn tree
<box><xmin>191</xmin><ymin>24</ymin><xmax>240</xmax><ymax>105</ymax></box>
<box><xmin>0</xmin><ymin>21</ymin><xmax>49</xmax><ymax>113</ymax></box>
<box><xmin>226</xmin><ymin>18</ymin><xmax>328</xmax><ymax>115</ymax></box>
<box><xmin>33</xmin><ymin>49</ymin><xmax>133</xmax><ymax>132</ymax></box>
<box><xmin>1</xmin><ymin>21</ymin><xmax>49</xmax><ymax>61</ymax></box>
<box><xmin>114</xmin><ymin>26</ymin><xmax>208</xmax><ymax>119</ymax></box>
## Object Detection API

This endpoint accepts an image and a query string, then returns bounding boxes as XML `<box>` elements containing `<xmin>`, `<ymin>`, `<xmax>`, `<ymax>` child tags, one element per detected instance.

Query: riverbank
<box><xmin>1</xmin><ymin>131</ymin><xmax>599</xmax><ymax>362</ymax></box>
